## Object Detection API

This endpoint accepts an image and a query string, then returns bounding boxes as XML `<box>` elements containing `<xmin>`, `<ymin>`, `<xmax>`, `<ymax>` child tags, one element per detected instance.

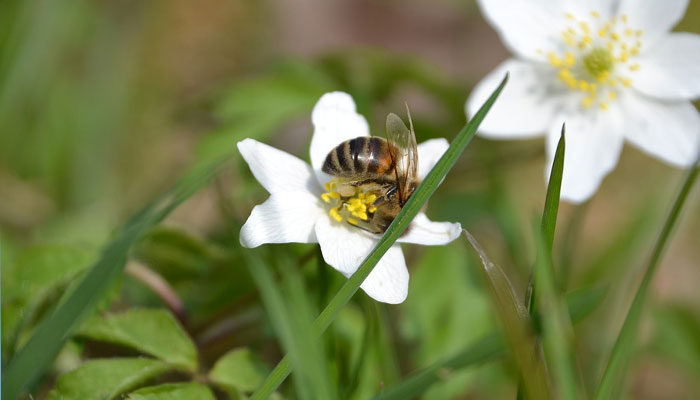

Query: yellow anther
<box><xmin>619</xmin><ymin>51</ymin><xmax>629</xmax><ymax>62</ymax></box>
<box><xmin>624</xmin><ymin>28</ymin><xmax>633</xmax><ymax>36</ymax></box>
<box><xmin>580</xmin><ymin>22</ymin><xmax>590</xmax><ymax>34</ymax></box>
<box><xmin>568</xmin><ymin>27</ymin><xmax>576</xmax><ymax>35</ymax></box>
<box><xmin>578</xmin><ymin>80</ymin><xmax>589</xmax><ymax>91</ymax></box>
<box><xmin>368</xmin><ymin>206</ymin><xmax>377</xmax><ymax>213</ymax></box>
<box><xmin>565</xmin><ymin>52</ymin><xmax>575</xmax><ymax>67</ymax></box>
<box><xmin>347</xmin><ymin>217</ymin><xmax>359</xmax><ymax>225</ymax></box>
<box><xmin>581</xmin><ymin>97</ymin><xmax>593</xmax><ymax>108</ymax></box>
<box><xmin>562</xmin><ymin>32</ymin><xmax>575</xmax><ymax>46</ymax></box>
<box><xmin>630</xmin><ymin>47</ymin><xmax>639</xmax><ymax>56</ymax></box>
<box><xmin>599</xmin><ymin>102</ymin><xmax>609</xmax><ymax>111</ymax></box>
<box><xmin>635</xmin><ymin>30</ymin><xmax>643</xmax><ymax>37</ymax></box>
<box><xmin>321</xmin><ymin>193</ymin><xmax>331</xmax><ymax>203</ymax></box>
<box><xmin>329</xmin><ymin>207</ymin><xmax>342</xmax><ymax>222</ymax></box>
<box><xmin>621</xmin><ymin>14</ymin><xmax>628</xmax><ymax>23</ymax></box>
<box><xmin>620</xmin><ymin>78</ymin><xmax>632</xmax><ymax>87</ymax></box>
<box><xmin>607</xmin><ymin>41</ymin><xmax>614</xmax><ymax>51</ymax></box>
<box><xmin>566</xmin><ymin>12</ymin><xmax>574</xmax><ymax>19</ymax></box>
<box><xmin>608</xmin><ymin>91</ymin><xmax>617</xmax><ymax>100</ymax></box>
<box><xmin>629</xmin><ymin>63</ymin><xmax>640</xmax><ymax>71</ymax></box>
<box><xmin>591</xmin><ymin>11</ymin><xmax>599</xmax><ymax>18</ymax></box>
<box><xmin>598</xmin><ymin>28</ymin><xmax>608</xmax><ymax>38</ymax></box>
<box><xmin>548</xmin><ymin>53</ymin><xmax>562</xmax><ymax>67</ymax></box>
<box><xmin>611</xmin><ymin>32</ymin><xmax>620</xmax><ymax>41</ymax></box>
<box><xmin>597</xmin><ymin>71</ymin><xmax>610</xmax><ymax>83</ymax></box>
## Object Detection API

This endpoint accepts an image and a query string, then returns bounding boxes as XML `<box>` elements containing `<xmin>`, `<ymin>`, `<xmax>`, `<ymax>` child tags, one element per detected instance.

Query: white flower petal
<box><xmin>417</xmin><ymin>139</ymin><xmax>449</xmax><ymax>180</ymax></box>
<box><xmin>315</xmin><ymin>217</ymin><xmax>408</xmax><ymax>304</ymax></box>
<box><xmin>240</xmin><ymin>192</ymin><xmax>325</xmax><ymax>248</ymax></box>
<box><xmin>467</xmin><ymin>59</ymin><xmax>559</xmax><ymax>139</ymax></box>
<box><xmin>476</xmin><ymin>0</ymin><xmax>566</xmax><ymax>60</ymax></box>
<box><xmin>310</xmin><ymin>92</ymin><xmax>370</xmax><ymax>184</ymax></box>
<box><xmin>237</xmin><ymin>139</ymin><xmax>320</xmax><ymax>195</ymax></box>
<box><xmin>632</xmin><ymin>33</ymin><xmax>700</xmax><ymax>100</ymax></box>
<box><xmin>398</xmin><ymin>213</ymin><xmax>462</xmax><ymax>246</ymax></box>
<box><xmin>617</xmin><ymin>0</ymin><xmax>688</xmax><ymax>48</ymax></box>
<box><xmin>547</xmin><ymin>108</ymin><xmax>625</xmax><ymax>203</ymax></box>
<box><xmin>619</xmin><ymin>92</ymin><xmax>700</xmax><ymax>167</ymax></box>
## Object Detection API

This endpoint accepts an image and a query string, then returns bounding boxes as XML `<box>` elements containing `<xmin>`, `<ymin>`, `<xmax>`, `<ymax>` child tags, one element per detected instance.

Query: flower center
<box><xmin>545</xmin><ymin>11</ymin><xmax>643</xmax><ymax>111</ymax></box>
<box><xmin>321</xmin><ymin>180</ymin><xmax>377</xmax><ymax>227</ymax></box>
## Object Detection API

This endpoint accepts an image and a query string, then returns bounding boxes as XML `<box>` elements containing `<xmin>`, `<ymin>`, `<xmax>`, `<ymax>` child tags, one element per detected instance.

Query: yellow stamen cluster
<box><xmin>321</xmin><ymin>180</ymin><xmax>377</xmax><ymax>226</ymax></box>
<box><xmin>547</xmin><ymin>11</ymin><xmax>643</xmax><ymax>111</ymax></box>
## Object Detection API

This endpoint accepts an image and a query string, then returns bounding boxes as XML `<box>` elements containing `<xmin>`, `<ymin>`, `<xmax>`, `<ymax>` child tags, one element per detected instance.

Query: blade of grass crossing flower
<box><xmin>250</xmin><ymin>73</ymin><xmax>509</xmax><ymax>400</ymax></box>
<box><xmin>526</xmin><ymin>126</ymin><xmax>565</xmax><ymax>316</ymax></box>
<box><xmin>593</xmin><ymin>158</ymin><xmax>699</xmax><ymax>400</ymax></box>
<box><xmin>1</xmin><ymin>157</ymin><xmax>228</xmax><ymax>400</ymax></box>
<box><xmin>245</xmin><ymin>252</ymin><xmax>337</xmax><ymax>400</ymax></box>
<box><xmin>533</xmin><ymin>222</ymin><xmax>581</xmax><ymax>400</ymax></box>
<box><xmin>464</xmin><ymin>230</ymin><xmax>550</xmax><ymax>400</ymax></box>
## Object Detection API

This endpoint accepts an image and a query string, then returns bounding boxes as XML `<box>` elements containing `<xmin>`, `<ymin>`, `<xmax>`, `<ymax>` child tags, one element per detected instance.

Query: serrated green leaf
<box><xmin>78</xmin><ymin>308</ymin><xmax>197</xmax><ymax>371</ymax></box>
<box><xmin>209</xmin><ymin>348</ymin><xmax>268</xmax><ymax>393</ymax></box>
<box><xmin>47</xmin><ymin>358</ymin><xmax>173</xmax><ymax>400</ymax></box>
<box><xmin>2</xmin><ymin>154</ymin><xmax>227</xmax><ymax>399</ymax></box>
<box><xmin>128</xmin><ymin>382</ymin><xmax>216</xmax><ymax>400</ymax></box>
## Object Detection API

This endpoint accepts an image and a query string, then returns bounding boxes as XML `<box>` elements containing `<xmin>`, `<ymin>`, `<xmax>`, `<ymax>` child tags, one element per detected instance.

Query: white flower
<box><xmin>238</xmin><ymin>92</ymin><xmax>461</xmax><ymax>304</ymax></box>
<box><xmin>467</xmin><ymin>0</ymin><xmax>700</xmax><ymax>203</ymax></box>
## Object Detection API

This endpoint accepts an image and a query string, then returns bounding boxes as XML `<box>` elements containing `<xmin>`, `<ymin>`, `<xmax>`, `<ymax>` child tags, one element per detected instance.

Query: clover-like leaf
<box><xmin>47</xmin><ymin>358</ymin><xmax>173</xmax><ymax>400</ymax></box>
<box><xmin>77</xmin><ymin>309</ymin><xmax>197</xmax><ymax>371</ymax></box>
<box><xmin>128</xmin><ymin>382</ymin><xmax>215</xmax><ymax>400</ymax></box>
<box><xmin>209</xmin><ymin>347</ymin><xmax>268</xmax><ymax>394</ymax></box>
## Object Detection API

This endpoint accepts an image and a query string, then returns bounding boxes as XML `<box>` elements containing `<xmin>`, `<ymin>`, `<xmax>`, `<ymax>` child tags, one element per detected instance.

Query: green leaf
<box><xmin>47</xmin><ymin>358</ymin><xmax>173</xmax><ymax>400</ymax></box>
<box><xmin>593</xmin><ymin>159</ymin><xmax>699</xmax><ymax>400</ymax></box>
<box><xmin>464</xmin><ymin>230</ymin><xmax>550</xmax><ymax>400</ymax></box>
<box><xmin>209</xmin><ymin>347</ymin><xmax>268</xmax><ymax>393</ymax></box>
<box><xmin>77</xmin><ymin>308</ymin><xmax>197</xmax><ymax>371</ymax></box>
<box><xmin>250</xmin><ymin>72</ymin><xmax>508</xmax><ymax>400</ymax></box>
<box><xmin>128</xmin><ymin>383</ymin><xmax>216</xmax><ymax>400</ymax></box>
<box><xmin>2</xmin><ymin>154</ymin><xmax>228</xmax><ymax>400</ymax></box>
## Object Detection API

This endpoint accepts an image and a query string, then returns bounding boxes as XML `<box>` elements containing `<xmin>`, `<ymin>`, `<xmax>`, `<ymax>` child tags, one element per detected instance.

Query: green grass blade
<box><xmin>2</xmin><ymin>157</ymin><xmax>228</xmax><ymax>400</ymax></box>
<box><xmin>245</xmin><ymin>253</ymin><xmax>337</xmax><ymax>400</ymax></box>
<box><xmin>249</xmin><ymin>73</ymin><xmax>509</xmax><ymax>400</ymax></box>
<box><xmin>373</xmin><ymin>333</ymin><xmax>503</xmax><ymax>400</ymax></box>
<box><xmin>526</xmin><ymin>125</ymin><xmax>565</xmax><ymax>314</ymax></box>
<box><xmin>533</xmin><ymin>224</ymin><xmax>581</xmax><ymax>400</ymax></box>
<box><xmin>372</xmin><ymin>284</ymin><xmax>606</xmax><ymax>400</ymax></box>
<box><xmin>464</xmin><ymin>230</ymin><xmax>550</xmax><ymax>400</ymax></box>
<box><xmin>593</xmin><ymin>159</ymin><xmax>699</xmax><ymax>400</ymax></box>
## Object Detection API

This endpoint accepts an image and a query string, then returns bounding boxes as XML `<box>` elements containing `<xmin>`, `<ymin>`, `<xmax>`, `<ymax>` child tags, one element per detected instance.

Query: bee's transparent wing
<box><xmin>385</xmin><ymin>110</ymin><xmax>418</xmax><ymax>204</ymax></box>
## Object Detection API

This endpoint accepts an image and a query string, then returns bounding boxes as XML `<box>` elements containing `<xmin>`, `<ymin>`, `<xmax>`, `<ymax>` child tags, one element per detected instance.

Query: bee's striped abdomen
<box><xmin>322</xmin><ymin>136</ymin><xmax>394</xmax><ymax>178</ymax></box>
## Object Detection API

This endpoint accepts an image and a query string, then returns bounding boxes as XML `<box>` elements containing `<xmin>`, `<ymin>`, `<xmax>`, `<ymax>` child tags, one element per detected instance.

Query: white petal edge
<box><xmin>619</xmin><ymin>92</ymin><xmax>700</xmax><ymax>167</ymax></box>
<box><xmin>397</xmin><ymin>213</ymin><xmax>462</xmax><ymax>246</ymax></box>
<box><xmin>547</xmin><ymin>108</ymin><xmax>625</xmax><ymax>203</ymax></box>
<box><xmin>417</xmin><ymin>138</ymin><xmax>449</xmax><ymax>180</ymax></box>
<box><xmin>467</xmin><ymin>59</ymin><xmax>557</xmax><ymax>139</ymax></box>
<box><xmin>310</xmin><ymin>92</ymin><xmax>370</xmax><ymax>185</ymax></box>
<box><xmin>240</xmin><ymin>192</ymin><xmax>325</xmax><ymax>248</ymax></box>
<box><xmin>632</xmin><ymin>33</ymin><xmax>700</xmax><ymax>100</ymax></box>
<box><xmin>476</xmin><ymin>0</ymin><xmax>567</xmax><ymax>61</ymax></box>
<box><xmin>238</xmin><ymin>139</ymin><xmax>320</xmax><ymax>195</ymax></box>
<box><xmin>617</xmin><ymin>0</ymin><xmax>688</xmax><ymax>48</ymax></box>
<box><xmin>315</xmin><ymin>217</ymin><xmax>408</xmax><ymax>304</ymax></box>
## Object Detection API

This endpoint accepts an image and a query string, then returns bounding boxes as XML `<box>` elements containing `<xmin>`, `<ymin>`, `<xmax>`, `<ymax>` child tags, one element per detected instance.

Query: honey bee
<box><xmin>321</xmin><ymin>110</ymin><xmax>419</xmax><ymax>234</ymax></box>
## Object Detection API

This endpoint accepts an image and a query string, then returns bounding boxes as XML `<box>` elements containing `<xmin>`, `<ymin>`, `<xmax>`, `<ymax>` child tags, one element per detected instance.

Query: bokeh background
<box><xmin>2</xmin><ymin>1</ymin><xmax>699</xmax><ymax>399</ymax></box>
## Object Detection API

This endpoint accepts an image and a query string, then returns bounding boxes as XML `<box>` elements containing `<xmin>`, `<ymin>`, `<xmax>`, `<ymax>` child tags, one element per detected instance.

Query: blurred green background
<box><xmin>2</xmin><ymin>0</ymin><xmax>699</xmax><ymax>399</ymax></box>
